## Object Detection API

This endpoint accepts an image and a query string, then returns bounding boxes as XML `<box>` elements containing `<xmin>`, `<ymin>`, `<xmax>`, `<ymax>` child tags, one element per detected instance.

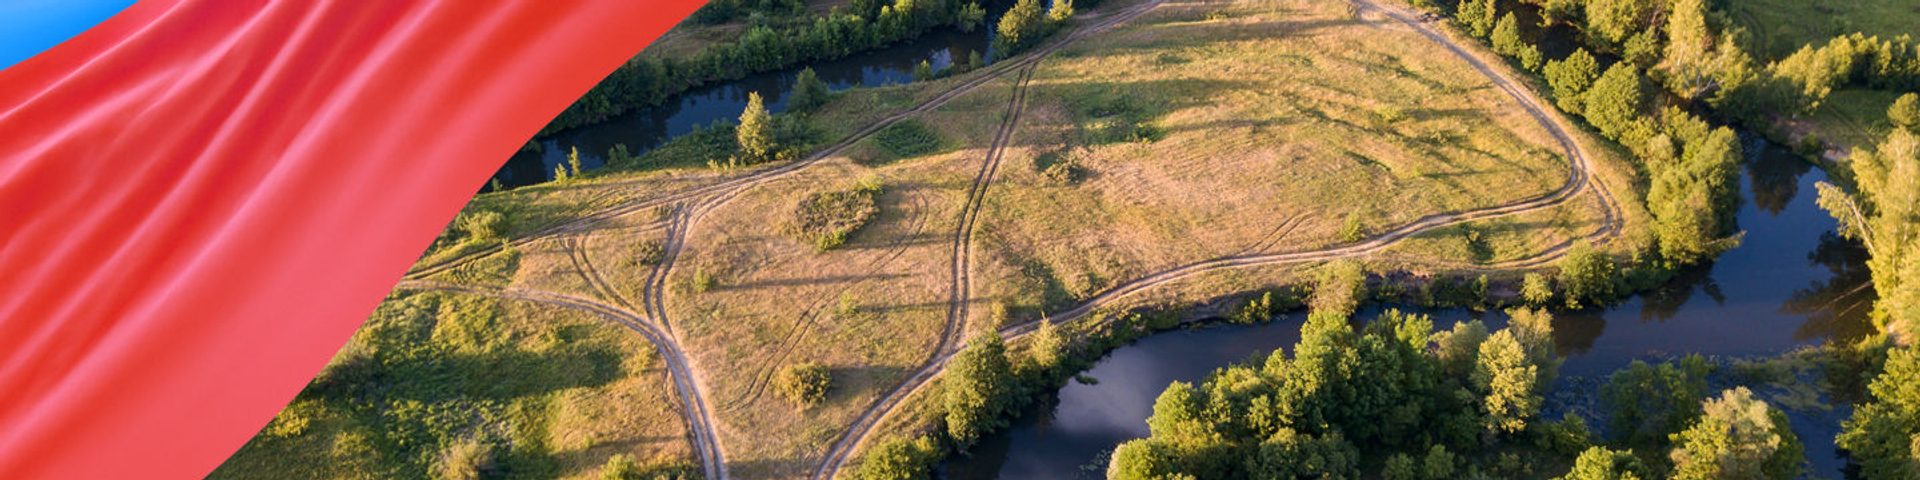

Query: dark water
<box><xmin>945</xmin><ymin>138</ymin><xmax>1876</xmax><ymax>480</ymax></box>
<box><xmin>490</xmin><ymin>28</ymin><xmax>991</xmax><ymax>188</ymax></box>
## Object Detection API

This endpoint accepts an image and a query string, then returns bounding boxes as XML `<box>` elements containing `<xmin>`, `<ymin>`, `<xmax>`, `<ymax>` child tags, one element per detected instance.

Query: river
<box><xmin>945</xmin><ymin>138</ymin><xmax>1877</xmax><ymax>480</ymax></box>
<box><xmin>489</xmin><ymin>26</ymin><xmax>993</xmax><ymax>188</ymax></box>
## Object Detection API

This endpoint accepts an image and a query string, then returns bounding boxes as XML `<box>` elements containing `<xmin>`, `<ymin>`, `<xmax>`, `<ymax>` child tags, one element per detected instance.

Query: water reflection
<box><xmin>946</xmin><ymin>138</ymin><xmax>1875</xmax><ymax>480</ymax></box>
<box><xmin>491</xmin><ymin>28</ymin><xmax>990</xmax><ymax>188</ymax></box>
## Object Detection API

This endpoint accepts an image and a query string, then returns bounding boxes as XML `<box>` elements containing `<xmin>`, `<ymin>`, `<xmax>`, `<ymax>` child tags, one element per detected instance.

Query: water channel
<box><xmin>946</xmin><ymin>138</ymin><xmax>1877</xmax><ymax>480</ymax></box>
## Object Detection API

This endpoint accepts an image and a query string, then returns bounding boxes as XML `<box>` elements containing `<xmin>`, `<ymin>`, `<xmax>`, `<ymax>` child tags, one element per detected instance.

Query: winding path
<box><xmin>806</xmin><ymin>1</ymin><xmax>1628</xmax><ymax>478</ymax></box>
<box><xmin>393</xmin><ymin>0</ymin><xmax>1630</xmax><ymax>479</ymax></box>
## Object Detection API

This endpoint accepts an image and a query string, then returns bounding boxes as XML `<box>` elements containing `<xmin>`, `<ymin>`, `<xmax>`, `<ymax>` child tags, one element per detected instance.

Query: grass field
<box><xmin>236</xmin><ymin>0</ymin><xmax>1648</xmax><ymax>478</ymax></box>
<box><xmin>1723</xmin><ymin>0</ymin><xmax>1919</xmax><ymax>157</ymax></box>
<box><xmin>1726</xmin><ymin>0</ymin><xmax>1920</xmax><ymax>61</ymax></box>
<box><xmin>210</xmin><ymin>292</ymin><xmax>695</xmax><ymax>480</ymax></box>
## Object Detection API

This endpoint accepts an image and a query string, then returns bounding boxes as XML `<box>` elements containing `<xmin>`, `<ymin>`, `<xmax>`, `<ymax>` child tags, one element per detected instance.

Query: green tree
<box><xmin>1457</xmin><ymin>0</ymin><xmax>1497</xmax><ymax>38</ymax></box>
<box><xmin>1546</xmin><ymin>49</ymin><xmax>1602</xmax><ymax>113</ymax></box>
<box><xmin>1601</xmin><ymin>355</ymin><xmax>1711</xmax><ymax>443</ymax></box>
<box><xmin>790</xmin><ymin>67</ymin><xmax>830</xmax><ymax>111</ymax></box>
<box><xmin>1110</xmin><ymin>439</ymin><xmax>1180</xmax><ymax>480</ymax></box>
<box><xmin>1668</xmin><ymin>387</ymin><xmax>1805</xmax><ymax>480</ymax></box>
<box><xmin>1816</xmin><ymin>129</ymin><xmax>1920</xmax><ymax>338</ymax></box>
<box><xmin>1584</xmin><ymin>0</ymin><xmax>1658</xmax><ymax>47</ymax></box>
<box><xmin>1556</xmin><ymin>242</ymin><xmax>1618</xmax><ymax>309</ymax></box>
<box><xmin>1245</xmin><ymin>429</ymin><xmax>1359</xmax><ymax>480</ymax></box>
<box><xmin>1384</xmin><ymin>453</ymin><xmax>1418</xmax><ymax>480</ymax></box>
<box><xmin>568</xmin><ymin>146</ymin><xmax>583</xmax><ymax>178</ymax></box>
<box><xmin>993</xmin><ymin>0</ymin><xmax>1048</xmax><ymax>56</ymax></box>
<box><xmin>968</xmin><ymin>50</ymin><xmax>986</xmax><ymax>71</ymax></box>
<box><xmin>1473</xmin><ymin>330</ymin><xmax>1541</xmax><ymax>436</ymax></box>
<box><xmin>1310</xmin><ymin>260</ymin><xmax>1366</xmax><ymax>317</ymax></box>
<box><xmin>459</xmin><ymin>210</ymin><xmax>509</xmax><ymax>242</ymax></box>
<box><xmin>1584</xmin><ymin>64</ymin><xmax>1652</xmax><ymax>144</ymax></box>
<box><xmin>1521</xmin><ymin>272</ymin><xmax>1555</xmax><ymax>307</ymax></box>
<box><xmin>1556</xmin><ymin>447</ymin><xmax>1651</xmax><ymax>480</ymax></box>
<box><xmin>1491</xmin><ymin>13</ymin><xmax>1524</xmax><ymax>57</ymax></box>
<box><xmin>853</xmin><ymin>436</ymin><xmax>938</xmax><ymax>480</ymax></box>
<box><xmin>600</xmin><ymin>454</ymin><xmax>640</xmax><ymax>480</ymax></box>
<box><xmin>1891</xmin><ymin>93</ymin><xmax>1920</xmax><ymax>132</ymax></box>
<box><xmin>737</xmin><ymin>91</ymin><xmax>776</xmax><ymax>163</ymax></box>
<box><xmin>1649</xmin><ymin>127</ymin><xmax>1743</xmax><ymax>266</ymax></box>
<box><xmin>1026</xmin><ymin>318</ymin><xmax>1066</xmax><ymax>373</ymax></box>
<box><xmin>957</xmin><ymin>2</ymin><xmax>987</xmax><ymax>32</ymax></box>
<box><xmin>773</xmin><ymin>361</ymin><xmax>833</xmax><ymax>407</ymax></box>
<box><xmin>915</xmin><ymin>60</ymin><xmax>936</xmax><ymax>81</ymax></box>
<box><xmin>1837</xmin><ymin>347</ymin><xmax>1920</xmax><ymax>480</ymax></box>
<box><xmin>1507</xmin><ymin>307</ymin><xmax>1561</xmax><ymax>391</ymax></box>
<box><xmin>1046</xmin><ymin>0</ymin><xmax>1074</xmax><ymax>24</ymax></box>
<box><xmin>1421</xmin><ymin>444</ymin><xmax>1457</xmax><ymax>480</ymax></box>
<box><xmin>1434</xmin><ymin>320</ymin><xmax>1490</xmax><ymax>378</ymax></box>
<box><xmin>944</xmin><ymin>332</ymin><xmax>1016</xmax><ymax>448</ymax></box>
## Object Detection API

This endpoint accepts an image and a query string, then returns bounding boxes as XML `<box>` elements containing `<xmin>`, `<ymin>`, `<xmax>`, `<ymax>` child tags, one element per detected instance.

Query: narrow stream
<box><xmin>945</xmin><ymin>138</ymin><xmax>1876</xmax><ymax>480</ymax></box>
<box><xmin>490</xmin><ymin>27</ymin><xmax>993</xmax><ymax>188</ymax></box>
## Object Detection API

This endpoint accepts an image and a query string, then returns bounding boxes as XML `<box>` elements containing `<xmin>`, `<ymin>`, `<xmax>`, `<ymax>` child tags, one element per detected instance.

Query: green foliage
<box><xmin>1817</xmin><ymin>129</ymin><xmax>1920</xmax><ymax>338</ymax></box>
<box><xmin>958</xmin><ymin>2</ymin><xmax>987</xmax><ymax>32</ymax></box>
<box><xmin>994</xmin><ymin>0</ymin><xmax>1049</xmax><ymax>56</ymax></box>
<box><xmin>1584</xmin><ymin>0</ymin><xmax>1660</xmax><ymax>47</ymax></box>
<box><xmin>790</xmin><ymin>67</ymin><xmax>830</xmax><ymax>111</ymax></box>
<box><xmin>1667</xmin><ymin>387</ymin><xmax>1804</xmax><ymax>480</ymax></box>
<box><xmin>1600</xmin><ymin>355</ymin><xmax>1711</xmax><ymax>444</ymax></box>
<box><xmin>568</xmin><ymin>146</ymin><xmax>584</xmax><ymax>179</ymax></box>
<box><xmin>1421</xmin><ymin>444</ymin><xmax>1457</xmax><ymax>480</ymax></box>
<box><xmin>1556</xmin><ymin>242</ymin><xmax>1618</xmax><ymax>309</ymax></box>
<box><xmin>773</xmin><ymin>361</ymin><xmax>832</xmax><ymax>407</ymax></box>
<box><xmin>1538</xmin><ymin>412</ymin><xmax>1595</xmax><ymax>456</ymax></box>
<box><xmin>1892</xmin><ymin>93</ymin><xmax>1920</xmax><ymax>132</ymax></box>
<box><xmin>854</xmin><ymin>435</ymin><xmax>939</xmax><ymax>480</ymax></box>
<box><xmin>790</xmin><ymin>182</ymin><xmax>883</xmax><ymax>251</ymax></box>
<box><xmin>1046</xmin><ymin>0</ymin><xmax>1074</xmax><ymax>24</ymax></box>
<box><xmin>873</xmin><ymin>119</ymin><xmax>943</xmax><ymax>160</ymax></box>
<box><xmin>968</xmin><ymin>50</ymin><xmax>986</xmax><ymax>71</ymax></box>
<box><xmin>1435</xmin><ymin>320</ymin><xmax>1490</xmax><ymax>378</ymax></box>
<box><xmin>1473</xmin><ymin>330</ymin><xmax>1540</xmax><ymax>437</ymax></box>
<box><xmin>1310</xmin><ymin>260</ymin><xmax>1366</xmax><ymax>317</ymax></box>
<box><xmin>1110</xmin><ymin>439</ymin><xmax>1181</xmax><ymax>480</ymax></box>
<box><xmin>1546</xmin><ymin>49</ymin><xmax>1601</xmax><ymax>113</ymax></box>
<box><xmin>913</xmin><ymin>60</ymin><xmax>935</xmax><ymax>81</ymax></box>
<box><xmin>1231</xmin><ymin>290</ymin><xmax>1301</xmax><ymax>325</ymax></box>
<box><xmin>1521</xmin><ymin>272</ymin><xmax>1555</xmax><ymax>307</ymax></box>
<box><xmin>1457</xmin><ymin>0</ymin><xmax>1497</xmax><ymax>38</ymax></box>
<box><xmin>1837</xmin><ymin>346</ymin><xmax>1920</xmax><ymax>479</ymax></box>
<box><xmin>1584</xmin><ymin>64</ymin><xmax>1653</xmax><ymax>146</ymax></box>
<box><xmin>945</xmin><ymin>332</ymin><xmax>1016</xmax><ymax>449</ymax></box>
<box><xmin>737</xmin><ymin>92</ymin><xmax>776</xmax><ymax>164</ymax></box>
<box><xmin>1384</xmin><ymin>453</ymin><xmax>1418</xmax><ymax>480</ymax></box>
<box><xmin>433</xmin><ymin>437</ymin><xmax>494</xmax><ymax>480</ymax></box>
<box><xmin>1245</xmin><ymin>429</ymin><xmax>1359</xmax><ymax>480</ymax></box>
<box><xmin>1648</xmin><ymin>126</ymin><xmax>1744</xmax><ymax>266</ymax></box>
<box><xmin>458</xmin><ymin>209</ymin><xmax>510</xmax><ymax>243</ymax></box>
<box><xmin>1339</xmin><ymin>212</ymin><xmax>1365</xmax><ymax>242</ymax></box>
<box><xmin>1490</xmin><ymin>13</ymin><xmax>1524</xmax><ymax>58</ymax></box>
<box><xmin>1555</xmin><ymin>446</ymin><xmax>1651</xmax><ymax>480</ymax></box>
<box><xmin>1025</xmin><ymin>319</ymin><xmax>1067</xmax><ymax>374</ymax></box>
<box><xmin>600</xmin><ymin>454</ymin><xmax>698</xmax><ymax>480</ymax></box>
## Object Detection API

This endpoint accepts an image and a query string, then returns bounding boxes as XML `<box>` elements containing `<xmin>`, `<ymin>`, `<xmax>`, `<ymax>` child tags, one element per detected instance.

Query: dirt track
<box><xmin>390</xmin><ymin>0</ymin><xmax>1628</xmax><ymax>478</ymax></box>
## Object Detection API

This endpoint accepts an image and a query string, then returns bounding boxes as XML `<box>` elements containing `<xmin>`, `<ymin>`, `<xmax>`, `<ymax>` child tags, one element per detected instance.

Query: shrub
<box><xmin>1520</xmin><ymin>272</ymin><xmax>1554</xmax><ymax>307</ymax></box>
<box><xmin>1545</xmin><ymin>49</ymin><xmax>1601</xmax><ymax>113</ymax></box>
<box><xmin>1556</xmin><ymin>447</ymin><xmax>1650</xmax><ymax>480</ymax></box>
<box><xmin>1668</xmin><ymin>387</ymin><xmax>1804</xmax><ymax>480</ymax></box>
<box><xmin>1310</xmin><ymin>260</ymin><xmax>1366</xmax><ymax>316</ymax></box>
<box><xmin>773</xmin><ymin>362</ymin><xmax>833</xmax><ymax>407</ymax></box>
<box><xmin>789</xmin><ymin>67</ymin><xmax>830</xmax><ymax>111</ymax></box>
<box><xmin>458</xmin><ymin>209</ymin><xmax>510</xmax><ymax>242</ymax></box>
<box><xmin>853</xmin><ymin>436</ymin><xmax>939</xmax><ymax>480</ymax></box>
<box><xmin>1891</xmin><ymin>93</ymin><xmax>1920</xmax><ymax>132</ymax></box>
<box><xmin>1601</xmin><ymin>356</ymin><xmax>1710</xmax><ymax>443</ymax></box>
<box><xmin>789</xmin><ymin>182</ymin><xmax>883</xmax><ymax>251</ymax></box>
<box><xmin>433</xmin><ymin>438</ymin><xmax>494</xmax><ymax>480</ymax></box>
<box><xmin>874</xmin><ymin>120</ymin><xmax>942</xmax><ymax>159</ymax></box>
<box><xmin>1556</xmin><ymin>242</ymin><xmax>1618</xmax><ymax>309</ymax></box>
<box><xmin>1836</xmin><ymin>346</ymin><xmax>1920</xmax><ymax>479</ymax></box>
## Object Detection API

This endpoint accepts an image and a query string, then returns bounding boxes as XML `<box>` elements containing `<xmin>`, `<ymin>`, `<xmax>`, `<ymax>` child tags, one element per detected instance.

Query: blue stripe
<box><xmin>0</xmin><ymin>0</ymin><xmax>137</xmax><ymax>71</ymax></box>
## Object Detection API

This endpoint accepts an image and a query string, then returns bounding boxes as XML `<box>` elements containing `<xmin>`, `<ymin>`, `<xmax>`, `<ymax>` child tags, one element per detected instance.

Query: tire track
<box><xmin>389</xmin><ymin>280</ymin><xmax>728</xmax><ymax>480</ymax></box>
<box><xmin>808</xmin><ymin>0</ymin><xmax>1629</xmax><ymax>477</ymax></box>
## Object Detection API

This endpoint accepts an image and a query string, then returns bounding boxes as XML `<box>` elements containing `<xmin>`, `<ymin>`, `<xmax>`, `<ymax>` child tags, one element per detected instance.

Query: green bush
<box><xmin>855</xmin><ymin>436</ymin><xmax>940</xmax><ymax>480</ymax></box>
<box><xmin>874</xmin><ymin>120</ymin><xmax>942</xmax><ymax>160</ymax></box>
<box><xmin>773</xmin><ymin>361</ymin><xmax>833</xmax><ymax>407</ymax></box>
<box><xmin>789</xmin><ymin>182</ymin><xmax>883</xmax><ymax>251</ymax></box>
<box><xmin>458</xmin><ymin>209</ymin><xmax>510</xmax><ymax>242</ymax></box>
<box><xmin>1556</xmin><ymin>243</ymin><xmax>1618</xmax><ymax>309</ymax></box>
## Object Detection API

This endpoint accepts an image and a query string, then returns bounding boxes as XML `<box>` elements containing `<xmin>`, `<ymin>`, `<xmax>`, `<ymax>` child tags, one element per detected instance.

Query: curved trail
<box><xmin>389</xmin><ymin>280</ymin><xmax>729</xmax><ymax>480</ymax></box>
<box><xmin>807</xmin><ymin>0</ymin><xmax>1629</xmax><ymax>478</ymax></box>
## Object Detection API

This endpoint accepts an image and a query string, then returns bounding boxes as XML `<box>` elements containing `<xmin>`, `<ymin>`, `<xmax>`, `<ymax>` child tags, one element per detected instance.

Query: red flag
<box><xmin>0</xmin><ymin>1</ymin><xmax>704</xmax><ymax>478</ymax></box>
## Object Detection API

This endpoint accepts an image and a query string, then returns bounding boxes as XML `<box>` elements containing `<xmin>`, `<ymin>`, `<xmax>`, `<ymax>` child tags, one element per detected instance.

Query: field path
<box><xmin>806</xmin><ymin>0</ymin><xmax>1628</xmax><ymax>478</ymax></box>
<box><xmin>389</xmin><ymin>280</ymin><xmax>729</xmax><ymax>480</ymax></box>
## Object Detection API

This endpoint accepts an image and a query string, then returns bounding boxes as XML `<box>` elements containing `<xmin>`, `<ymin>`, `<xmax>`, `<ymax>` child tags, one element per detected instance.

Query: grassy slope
<box><xmin>210</xmin><ymin>292</ymin><xmax>693</xmax><ymax>480</ymax></box>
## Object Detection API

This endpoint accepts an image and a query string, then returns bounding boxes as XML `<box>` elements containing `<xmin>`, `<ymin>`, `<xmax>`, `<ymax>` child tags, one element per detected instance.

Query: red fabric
<box><xmin>0</xmin><ymin>1</ymin><xmax>703</xmax><ymax>479</ymax></box>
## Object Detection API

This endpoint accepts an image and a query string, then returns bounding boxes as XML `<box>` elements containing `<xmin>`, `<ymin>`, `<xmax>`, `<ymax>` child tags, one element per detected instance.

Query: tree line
<box><xmin>1106</xmin><ymin>266</ymin><xmax>1806</xmax><ymax>480</ymax></box>
<box><xmin>541</xmin><ymin>0</ymin><xmax>990</xmax><ymax>136</ymax></box>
